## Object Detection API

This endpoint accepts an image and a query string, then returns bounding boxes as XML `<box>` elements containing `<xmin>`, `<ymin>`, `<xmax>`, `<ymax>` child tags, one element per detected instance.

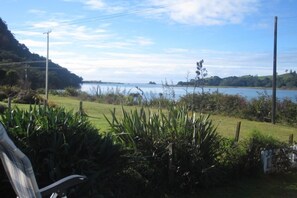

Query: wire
<box><xmin>0</xmin><ymin>60</ymin><xmax>45</xmax><ymax>66</ymax></box>
<box><xmin>9</xmin><ymin>4</ymin><xmax>170</xmax><ymax>31</ymax></box>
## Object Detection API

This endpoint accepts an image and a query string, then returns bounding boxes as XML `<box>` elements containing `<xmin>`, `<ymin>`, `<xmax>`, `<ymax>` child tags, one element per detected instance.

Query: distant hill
<box><xmin>0</xmin><ymin>18</ymin><xmax>82</xmax><ymax>89</ymax></box>
<box><xmin>177</xmin><ymin>72</ymin><xmax>297</xmax><ymax>89</ymax></box>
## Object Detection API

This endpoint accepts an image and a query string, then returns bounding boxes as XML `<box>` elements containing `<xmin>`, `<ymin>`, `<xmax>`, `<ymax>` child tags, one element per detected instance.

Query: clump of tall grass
<box><xmin>106</xmin><ymin>105</ymin><xmax>223</xmax><ymax>192</ymax></box>
<box><xmin>0</xmin><ymin>105</ymin><xmax>126</xmax><ymax>197</ymax></box>
<box><xmin>105</xmin><ymin>104</ymin><xmax>294</xmax><ymax>195</ymax></box>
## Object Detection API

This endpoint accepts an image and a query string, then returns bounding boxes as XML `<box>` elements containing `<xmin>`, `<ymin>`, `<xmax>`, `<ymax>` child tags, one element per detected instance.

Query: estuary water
<box><xmin>81</xmin><ymin>83</ymin><xmax>297</xmax><ymax>101</ymax></box>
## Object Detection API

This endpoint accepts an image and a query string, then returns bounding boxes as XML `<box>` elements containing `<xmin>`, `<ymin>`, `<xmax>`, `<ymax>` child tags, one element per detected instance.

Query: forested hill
<box><xmin>0</xmin><ymin>18</ymin><xmax>82</xmax><ymax>89</ymax></box>
<box><xmin>177</xmin><ymin>72</ymin><xmax>297</xmax><ymax>89</ymax></box>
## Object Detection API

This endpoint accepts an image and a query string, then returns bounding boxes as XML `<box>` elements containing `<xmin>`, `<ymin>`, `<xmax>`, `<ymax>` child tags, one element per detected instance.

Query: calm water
<box><xmin>81</xmin><ymin>83</ymin><xmax>297</xmax><ymax>101</ymax></box>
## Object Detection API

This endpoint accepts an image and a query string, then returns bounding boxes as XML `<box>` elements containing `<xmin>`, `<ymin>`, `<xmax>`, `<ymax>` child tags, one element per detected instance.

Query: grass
<box><xmin>2</xmin><ymin>95</ymin><xmax>297</xmax><ymax>142</ymax></box>
<box><xmin>212</xmin><ymin>114</ymin><xmax>297</xmax><ymax>142</ymax></box>
<box><xmin>51</xmin><ymin>95</ymin><xmax>297</xmax><ymax>142</ymax></box>
<box><xmin>47</xmin><ymin>95</ymin><xmax>139</xmax><ymax>130</ymax></box>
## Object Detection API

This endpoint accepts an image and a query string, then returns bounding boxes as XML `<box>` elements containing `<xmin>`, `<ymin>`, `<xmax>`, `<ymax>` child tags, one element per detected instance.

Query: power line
<box><xmin>0</xmin><ymin>60</ymin><xmax>45</xmax><ymax>66</ymax></box>
<box><xmin>8</xmin><ymin>4</ymin><xmax>170</xmax><ymax>32</ymax></box>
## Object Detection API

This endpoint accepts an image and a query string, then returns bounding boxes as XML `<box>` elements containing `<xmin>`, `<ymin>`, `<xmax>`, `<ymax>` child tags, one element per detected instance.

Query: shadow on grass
<box><xmin>169</xmin><ymin>171</ymin><xmax>297</xmax><ymax>198</ymax></box>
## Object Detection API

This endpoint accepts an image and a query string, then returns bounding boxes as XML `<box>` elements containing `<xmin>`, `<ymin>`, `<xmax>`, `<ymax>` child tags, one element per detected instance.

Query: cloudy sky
<box><xmin>1</xmin><ymin>0</ymin><xmax>297</xmax><ymax>83</ymax></box>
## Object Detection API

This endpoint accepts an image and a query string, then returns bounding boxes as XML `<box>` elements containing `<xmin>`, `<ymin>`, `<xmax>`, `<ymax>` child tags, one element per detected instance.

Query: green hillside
<box><xmin>0</xmin><ymin>18</ymin><xmax>82</xmax><ymax>89</ymax></box>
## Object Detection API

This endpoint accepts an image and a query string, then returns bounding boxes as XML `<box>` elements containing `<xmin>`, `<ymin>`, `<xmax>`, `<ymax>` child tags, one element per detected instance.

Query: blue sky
<box><xmin>1</xmin><ymin>0</ymin><xmax>297</xmax><ymax>83</ymax></box>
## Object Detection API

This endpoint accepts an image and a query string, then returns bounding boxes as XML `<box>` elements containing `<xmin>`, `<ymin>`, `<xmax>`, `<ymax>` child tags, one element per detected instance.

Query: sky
<box><xmin>0</xmin><ymin>0</ymin><xmax>297</xmax><ymax>83</ymax></box>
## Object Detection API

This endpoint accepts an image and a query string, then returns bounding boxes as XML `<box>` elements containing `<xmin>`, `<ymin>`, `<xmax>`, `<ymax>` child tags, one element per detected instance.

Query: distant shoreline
<box><xmin>82</xmin><ymin>81</ymin><xmax>124</xmax><ymax>84</ymax></box>
<box><xmin>82</xmin><ymin>81</ymin><xmax>297</xmax><ymax>90</ymax></box>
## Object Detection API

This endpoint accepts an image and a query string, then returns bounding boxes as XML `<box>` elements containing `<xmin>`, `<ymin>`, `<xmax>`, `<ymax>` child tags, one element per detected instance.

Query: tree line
<box><xmin>177</xmin><ymin>71</ymin><xmax>297</xmax><ymax>88</ymax></box>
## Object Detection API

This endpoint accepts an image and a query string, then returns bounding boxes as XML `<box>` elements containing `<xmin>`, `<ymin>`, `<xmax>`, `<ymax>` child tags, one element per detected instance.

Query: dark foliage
<box><xmin>220</xmin><ymin>131</ymin><xmax>291</xmax><ymax>178</ymax></box>
<box><xmin>0</xmin><ymin>91</ymin><xmax>6</xmax><ymax>101</ymax></box>
<box><xmin>0</xmin><ymin>104</ymin><xmax>6</xmax><ymax>114</ymax></box>
<box><xmin>13</xmin><ymin>90</ymin><xmax>42</xmax><ymax>104</ymax></box>
<box><xmin>179</xmin><ymin>92</ymin><xmax>297</xmax><ymax>126</ymax></box>
<box><xmin>0</xmin><ymin>106</ymin><xmax>127</xmax><ymax>197</ymax></box>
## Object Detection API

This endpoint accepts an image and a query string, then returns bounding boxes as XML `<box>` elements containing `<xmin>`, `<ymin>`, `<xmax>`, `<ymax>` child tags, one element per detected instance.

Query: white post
<box><xmin>44</xmin><ymin>30</ymin><xmax>51</xmax><ymax>103</ymax></box>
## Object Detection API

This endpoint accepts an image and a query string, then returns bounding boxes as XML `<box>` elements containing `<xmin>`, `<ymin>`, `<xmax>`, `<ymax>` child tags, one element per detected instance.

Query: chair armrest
<box><xmin>39</xmin><ymin>175</ymin><xmax>87</xmax><ymax>197</ymax></box>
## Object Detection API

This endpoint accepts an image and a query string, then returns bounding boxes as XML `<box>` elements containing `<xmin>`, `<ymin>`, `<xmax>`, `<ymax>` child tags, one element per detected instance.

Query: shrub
<box><xmin>219</xmin><ymin>131</ymin><xmax>291</xmax><ymax>179</ymax></box>
<box><xmin>243</xmin><ymin>131</ymin><xmax>290</xmax><ymax>173</ymax></box>
<box><xmin>0</xmin><ymin>106</ymin><xmax>126</xmax><ymax>197</ymax></box>
<box><xmin>278</xmin><ymin>98</ymin><xmax>297</xmax><ymax>125</ymax></box>
<box><xmin>218</xmin><ymin>138</ymin><xmax>247</xmax><ymax>178</ymax></box>
<box><xmin>179</xmin><ymin>92</ymin><xmax>247</xmax><ymax>116</ymax></box>
<box><xmin>148</xmin><ymin>96</ymin><xmax>174</xmax><ymax>108</ymax></box>
<box><xmin>0</xmin><ymin>91</ymin><xmax>7</xmax><ymax>101</ymax></box>
<box><xmin>64</xmin><ymin>87</ymin><xmax>80</xmax><ymax>97</ymax></box>
<box><xmin>0</xmin><ymin>104</ymin><xmax>6</xmax><ymax>114</ymax></box>
<box><xmin>106</xmin><ymin>105</ymin><xmax>223</xmax><ymax>193</ymax></box>
<box><xmin>242</xmin><ymin>93</ymin><xmax>273</xmax><ymax>122</ymax></box>
<box><xmin>105</xmin><ymin>93</ymin><xmax>126</xmax><ymax>104</ymax></box>
<box><xmin>13</xmin><ymin>90</ymin><xmax>42</xmax><ymax>104</ymax></box>
<box><xmin>36</xmin><ymin>88</ymin><xmax>45</xmax><ymax>94</ymax></box>
<box><xmin>218</xmin><ymin>94</ymin><xmax>247</xmax><ymax>116</ymax></box>
<box><xmin>0</xmin><ymin>86</ymin><xmax>20</xmax><ymax>98</ymax></box>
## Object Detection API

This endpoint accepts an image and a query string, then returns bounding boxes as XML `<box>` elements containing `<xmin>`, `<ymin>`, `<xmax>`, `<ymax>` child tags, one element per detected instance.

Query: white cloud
<box><xmin>134</xmin><ymin>37</ymin><xmax>154</xmax><ymax>46</ymax></box>
<box><xmin>14</xmin><ymin>30</ymin><xmax>43</xmax><ymax>37</ymax></box>
<box><xmin>63</xmin><ymin>0</ymin><xmax>125</xmax><ymax>12</ymax></box>
<box><xmin>19</xmin><ymin>40</ymin><xmax>45</xmax><ymax>48</ymax></box>
<box><xmin>84</xmin><ymin>0</ymin><xmax>105</xmax><ymax>10</ymax></box>
<box><xmin>165</xmin><ymin>48</ymin><xmax>189</xmax><ymax>53</ymax></box>
<box><xmin>62</xmin><ymin>0</ymin><xmax>104</xmax><ymax>9</ymax></box>
<box><xmin>147</xmin><ymin>0</ymin><xmax>259</xmax><ymax>25</ymax></box>
<box><xmin>28</xmin><ymin>9</ymin><xmax>46</xmax><ymax>16</ymax></box>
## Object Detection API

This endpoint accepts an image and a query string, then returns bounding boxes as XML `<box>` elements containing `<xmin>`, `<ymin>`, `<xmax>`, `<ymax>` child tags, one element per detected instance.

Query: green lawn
<box><xmin>51</xmin><ymin>95</ymin><xmax>297</xmax><ymax>142</ymax></box>
<box><xmin>212</xmin><ymin>114</ymin><xmax>297</xmax><ymax>142</ymax></box>
<box><xmin>2</xmin><ymin>95</ymin><xmax>296</xmax><ymax>142</ymax></box>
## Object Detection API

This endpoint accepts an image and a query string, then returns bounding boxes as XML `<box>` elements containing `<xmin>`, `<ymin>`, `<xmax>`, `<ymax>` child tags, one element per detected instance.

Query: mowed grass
<box><xmin>48</xmin><ymin>95</ymin><xmax>140</xmax><ymax>130</ymax></box>
<box><xmin>1</xmin><ymin>94</ymin><xmax>296</xmax><ymax>142</ymax></box>
<box><xmin>212</xmin><ymin>114</ymin><xmax>297</xmax><ymax>142</ymax></box>
<box><xmin>50</xmin><ymin>95</ymin><xmax>297</xmax><ymax>142</ymax></box>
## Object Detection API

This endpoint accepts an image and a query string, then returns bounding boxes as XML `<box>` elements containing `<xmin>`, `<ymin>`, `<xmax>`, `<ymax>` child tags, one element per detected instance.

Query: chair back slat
<box><xmin>0</xmin><ymin>122</ymin><xmax>41</xmax><ymax>198</ymax></box>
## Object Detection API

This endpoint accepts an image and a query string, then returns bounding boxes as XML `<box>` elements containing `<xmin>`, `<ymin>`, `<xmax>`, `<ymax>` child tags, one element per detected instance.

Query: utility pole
<box><xmin>25</xmin><ymin>64</ymin><xmax>29</xmax><ymax>90</ymax></box>
<box><xmin>44</xmin><ymin>30</ymin><xmax>51</xmax><ymax>103</ymax></box>
<box><xmin>272</xmin><ymin>16</ymin><xmax>277</xmax><ymax>124</ymax></box>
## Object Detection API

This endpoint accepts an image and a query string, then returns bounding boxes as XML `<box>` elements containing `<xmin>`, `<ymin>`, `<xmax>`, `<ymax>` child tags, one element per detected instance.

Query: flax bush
<box><xmin>0</xmin><ymin>106</ymin><xmax>126</xmax><ymax>197</ymax></box>
<box><xmin>106</xmin><ymin>105</ymin><xmax>223</xmax><ymax>193</ymax></box>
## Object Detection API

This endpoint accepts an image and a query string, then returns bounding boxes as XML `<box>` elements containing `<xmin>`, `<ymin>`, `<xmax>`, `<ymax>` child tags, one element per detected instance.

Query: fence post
<box><xmin>289</xmin><ymin>134</ymin><xmax>294</xmax><ymax>145</ymax></box>
<box><xmin>7</xmin><ymin>97</ymin><xmax>12</xmax><ymax>126</ymax></box>
<box><xmin>43</xmin><ymin>100</ymin><xmax>47</xmax><ymax>111</ymax></box>
<box><xmin>167</xmin><ymin>143</ymin><xmax>175</xmax><ymax>186</ymax></box>
<box><xmin>79</xmin><ymin>100</ymin><xmax>83</xmax><ymax>116</ymax></box>
<box><xmin>234</xmin><ymin>121</ymin><xmax>241</xmax><ymax>142</ymax></box>
<box><xmin>7</xmin><ymin>97</ymin><xmax>11</xmax><ymax>112</ymax></box>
